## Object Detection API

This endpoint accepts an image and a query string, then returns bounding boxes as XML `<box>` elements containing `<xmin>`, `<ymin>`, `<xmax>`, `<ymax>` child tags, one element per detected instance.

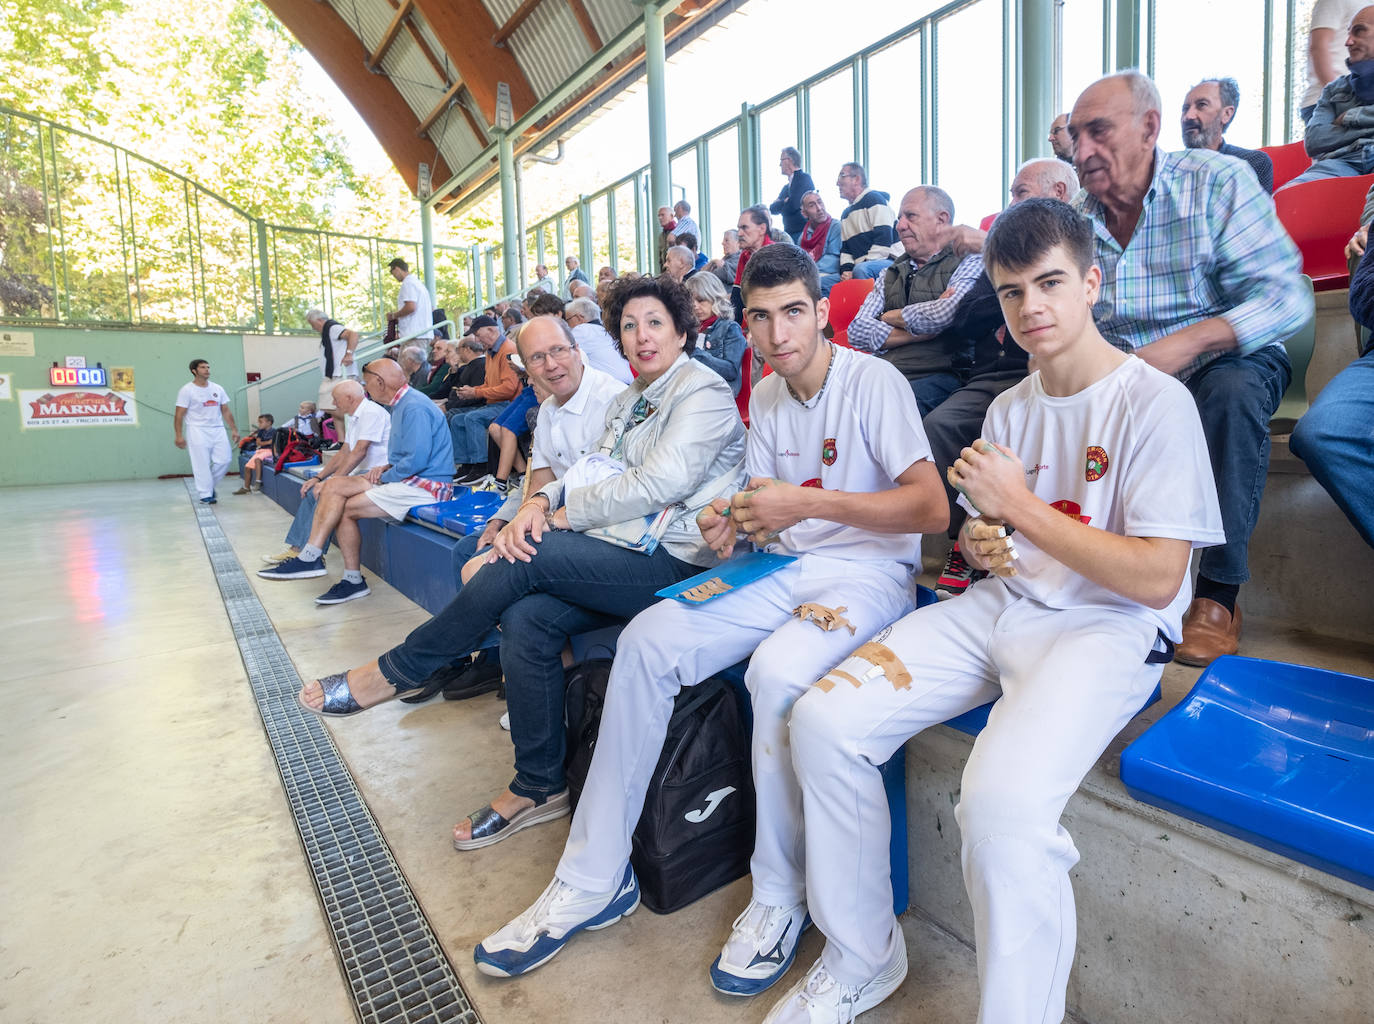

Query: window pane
<box><xmin>707</xmin><ymin>127</ymin><xmax>741</xmax><ymax>258</ymax></box>
<box><xmin>867</xmin><ymin>31</ymin><xmax>923</xmax><ymax>203</ymax></box>
<box><xmin>806</xmin><ymin>70</ymin><xmax>855</xmax><ymax>223</ymax></box>
<box><xmin>756</xmin><ymin>94</ymin><xmax>798</xmax><ymax>213</ymax></box>
<box><xmin>935</xmin><ymin>0</ymin><xmax>1005</xmax><ymax>224</ymax></box>
<box><xmin>1060</xmin><ymin>0</ymin><xmax>1106</xmax><ymax>117</ymax></box>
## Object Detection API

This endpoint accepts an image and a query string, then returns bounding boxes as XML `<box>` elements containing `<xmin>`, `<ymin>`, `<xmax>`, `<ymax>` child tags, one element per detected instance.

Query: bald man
<box><xmin>1008</xmin><ymin>157</ymin><xmax>1080</xmax><ymax>204</ymax></box>
<box><xmin>1292</xmin><ymin>5</ymin><xmax>1374</xmax><ymax>183</ymax></box>
<box><xmin>260</xmin><ymin>358</ymin><xmax>455</xmax><ymax>605</ymax></box>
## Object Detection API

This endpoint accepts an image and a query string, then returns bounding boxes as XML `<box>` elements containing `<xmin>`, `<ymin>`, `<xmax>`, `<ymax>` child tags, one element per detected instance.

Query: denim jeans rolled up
<box><xmin>1187</xmin><ymin>344</ymin><xmax>1291</xmax><ymax>585</ymax></box>
<box><xmin>377</xmin><ymin>529</ymin><xmax>701</xmax><ymax>799</ymax></box>
<box><xmin>448</xmin><ymin>402</ymin><xmax>509</xmax><ymax>464</ymax></box>
<box><xmin>1291</xmin><ymin>349</ymin><xmax>1374</xmax><ymax>548</ymax></box>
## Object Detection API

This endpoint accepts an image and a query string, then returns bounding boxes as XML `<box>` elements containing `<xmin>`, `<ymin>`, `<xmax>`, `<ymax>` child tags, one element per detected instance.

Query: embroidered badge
<box><xmin>822</xmin><ymin>437</ymin><xmax>837</xmax><ymax>466</ymax></box>
<box><xmin>1051</xmin><ymin>498</ymin><xmax>1092</xmax><ymax>525</ymax></box>
<box><xmin>1085</xmin><ymin>445</ymin><xmax>1109</xmax><ymax>482</ymax></box>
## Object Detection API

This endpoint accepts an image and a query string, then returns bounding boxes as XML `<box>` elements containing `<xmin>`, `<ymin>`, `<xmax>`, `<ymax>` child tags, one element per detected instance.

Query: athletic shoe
<box><xmin>455</xmin><ymin>465</ymin><xmax>490</xmax><ymax>486</ymax></box>
<box><xmin>315</xmin><ymin>578</ymin><xmax>371</xmax><ymax>604</ymax></box>
<box><xmin>257</xmin><ymin>556</ymin><xmax>327</xmax><ymax>580</ymax></box>
<box><xmin>262</xmin><ymin>549</ymin><xmax>299</xmax><ymax>564</ymax></box>
<box><xmin>199</xmin><ymin>494</ymin><xmax>217</xmax><ymax>504</ymax></box>
<box><xmin>499</xmin><ymin>711</ymin><xmax>510</xmax><ymax>731</ymax></box>
<box><xmin>711</xmin><ymin>900</ymin><xmax>811</xmax><ymax>996</ymax></box>
<box><xmin>474</xmin><ymin>863</ymin><xmax>640</xmax><ymax>978</ymax></box>
<box><xmin>442</xmin><ymin>654</ymin><xmax>503</xmax><ymax>700</ymax></box>
<box><xmin>935</xmin><ymin>543</ymin><xmax>986</xmax><ymax>599</ymax></box>
<box><xmin>233</xmin><ymin>486</ymin><xmax>251</xmax><ymax>495</ymax></box>
<box><xmin>761</xmin><ymin>945</ymin><xmax>908</xmax><ymax>1024</ymax></box>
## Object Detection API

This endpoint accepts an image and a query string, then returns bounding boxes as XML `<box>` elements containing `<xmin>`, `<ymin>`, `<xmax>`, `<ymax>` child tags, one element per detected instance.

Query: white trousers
<box><xmin>556</xmin><ymin>554</ymin><xmax>914</xmax><ymax>907</ymax></box>
<box><xmin>788</xmin><ymin>577</ymin><xmax>1161</xmax><ymax>1019</ymax></box>
<box><xmin>187</xmin><ymin>424</ymin><xmax>232</xmax><ymax>499</ymax></box>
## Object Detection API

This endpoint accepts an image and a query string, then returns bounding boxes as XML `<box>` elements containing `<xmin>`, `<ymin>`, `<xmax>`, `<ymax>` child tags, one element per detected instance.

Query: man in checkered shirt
<box><xmin>1068</xmin><ymin>70</ymin><xmax>1313</xmax><ymax>667</ymax></box>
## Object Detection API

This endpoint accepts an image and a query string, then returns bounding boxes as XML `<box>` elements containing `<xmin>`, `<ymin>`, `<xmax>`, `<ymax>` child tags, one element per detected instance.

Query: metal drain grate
<box><xmin>189</xmin><ymin>484</ymin><xmax>480</xmax><ymax>1024</ymax></box>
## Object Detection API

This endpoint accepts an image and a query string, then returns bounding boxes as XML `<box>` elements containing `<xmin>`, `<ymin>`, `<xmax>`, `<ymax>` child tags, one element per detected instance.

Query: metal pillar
<box><xmin>470</xmin><ymin>243</ymin><xmax>483</xmax><ymax>309</ymax></box>
<box><xmin>738</xmin><ymin>102</ymin><xmax>756</xmax><ymax>208</ymax></box>
<box><xmin>578</xmin><ymin>196</ymin><xmax>593</xmax><ymax>276</ymax></box>
<box><xmin>1019</xmin><ymin>0</ymin><xmax>1054</xmax><ymax>164</ymax></box>
<box><xmin>420</xmin><ymin>201</ymin><xmax>436</xmax><ymax>304</ymax></box>
<box><xmin>1115</xmin><ymin>0</ymin><xmax>1141</xmax><ymax>69</ymax></box>
<box><xmin>256</xmin><ymin>220</ymin><xmax>274</xmax><ymax>332</ymax></box>
<box><xmin>498</xmin><ymin>131</ymin><xmax>520</xmax><ymax>295</ymax></box>
<box><xmin>644</xmin><ymin>3</ymin><xmax>670</xmax><ymax>214</ymax></box>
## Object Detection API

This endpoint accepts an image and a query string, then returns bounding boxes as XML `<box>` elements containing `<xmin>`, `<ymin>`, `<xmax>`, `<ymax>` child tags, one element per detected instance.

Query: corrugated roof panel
<box><xmin>432</xmin><ymin>105</ymin><xmax>487</xmax><ymax>171</ymax></box>
<box><xmin>582</xmin><ymin>0</ymin><xmax>638</xmax><ymax>42</ymax></box>
<box><xmin>508</xmin><ymin>2</ymin><xmax>592</xmax><ymax>99</ymax></box>
<box><xmin>483</xmin><ymin>0</ymin><xmax>522</xmax><ymax>24</ymax></box>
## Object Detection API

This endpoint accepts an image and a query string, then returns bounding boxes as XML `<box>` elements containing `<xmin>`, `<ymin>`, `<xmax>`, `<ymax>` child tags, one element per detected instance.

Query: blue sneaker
<box><xmin>474</xmin><ymin>864</ymin><xmax>640</xmax><ymax>978</ymax></box>
<box><xmin>199</xmin><ymin>493</ymin><xmax>217</xmax><ymax>504</ymax></box>
<box><xmin>257</xmin><ymin>556</ymin><xmax>327</xmax><ymax>580</ymax></box>
<box><xmin>315</xmin><ymin>577</ymin><xmax>371</xmax><ymax>604</ymax></box>
<box><xmin>710</xmin><ymin>900</ymin><xmax>811</xmax><ymax>996</ymax></box>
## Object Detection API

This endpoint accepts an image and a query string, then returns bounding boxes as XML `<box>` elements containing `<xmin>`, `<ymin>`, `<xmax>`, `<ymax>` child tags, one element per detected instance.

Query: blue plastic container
<box><xmin>1120</xmin><ymin>655</ymin><xmax>1374</xmax><ymax>890</ymax></box>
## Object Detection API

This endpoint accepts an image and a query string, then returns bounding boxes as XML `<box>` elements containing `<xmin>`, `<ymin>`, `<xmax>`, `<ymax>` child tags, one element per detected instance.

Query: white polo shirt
<box><xmin>572</xmin><ymin>321</ymin><xmax>633</xmax><ymax>384</ymax></box>
<box><xmin>345</xmin><ymin>398</ymin><xmax>392</xmax><ymax>474</ymax></box>
<box><xmin>531</xmin><ymin>366</ymin><xmax>626</xmax><ymax>473</ymax></box>
<box><xmin>396</xmin><ymin>272</ymin><xmax>434</xmax><ymax>342</ymax></box>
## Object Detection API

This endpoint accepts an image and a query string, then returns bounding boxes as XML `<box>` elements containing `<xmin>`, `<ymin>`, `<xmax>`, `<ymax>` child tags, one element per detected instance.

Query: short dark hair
<box><xmin>983</xmin><ymin>198</ymin><xmax>1094</xmax><ymax>277</ymax></box>
<box><xmin>603</xmin><ymin>274</ymin><xmax>698</xmax><ymax>356</ymax></box>
<box><xmin>741</xmin><ymin>204</ymin><xmax>771</xmax><ymax>230</ymax></box>
<box><xmin>676</xmin><ymin>232</ymin><xmax>698</xmax><ymax>252</ymax></box>
<box><xmin>527</xmin><ymin>292</ymin><xmax>566</xmax><ymax>317</ymax></box>
<box><xmin>502</xmin><ymin>307</ymin><xmax>525</xmax><ymax>325</ymax></box>
<box><xmin>741</xmin><ymin>243</ymin><xmax>821</xmax><ymax>304</ymax></box>
<box><xmin>258</xmin><ymin>412</ymin><xmax>275</xmax><ymax>424</ymax></box>
<box><xmin>388</xmin><ymin>257</ymin><xmax>408</xmax><ymax>272</ymax></box>
<box><xmin>189</xmin><ymin>358</ymin><xmax>208</xmax><ymax>375</ymax></box>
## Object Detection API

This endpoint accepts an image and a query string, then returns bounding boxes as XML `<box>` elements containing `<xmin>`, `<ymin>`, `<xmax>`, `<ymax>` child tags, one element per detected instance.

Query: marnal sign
<box><xmin>20</xmin><ymin>389</ymin><xmax>139</xmax><ymax>428</ymax></box>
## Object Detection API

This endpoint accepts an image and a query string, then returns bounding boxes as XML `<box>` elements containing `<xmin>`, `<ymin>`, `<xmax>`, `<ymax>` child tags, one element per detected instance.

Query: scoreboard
<box><xmin>49</xmin><ymin>364</ymin><xmax>107</xmax><ymax>387</ymax></box>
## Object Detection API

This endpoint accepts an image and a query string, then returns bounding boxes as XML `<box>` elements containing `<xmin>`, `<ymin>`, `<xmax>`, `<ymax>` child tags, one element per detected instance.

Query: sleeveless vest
<box><xmin>878</xmin><ymin>248</ymin><xmax>971</xmax><ymax>377</ymax></box>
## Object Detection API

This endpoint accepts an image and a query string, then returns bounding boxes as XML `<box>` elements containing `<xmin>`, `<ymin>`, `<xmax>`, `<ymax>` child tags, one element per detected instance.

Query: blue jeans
<box><xmin>285</xmin><ymin>489</ymin><xmax>333</xmax><ymax>554</ymax></box>
<box><xmin>450</xmin><ymin>532</ymin><xmax>501</xmax><ymax>653</ymax></box>
<box><xmin>1188</xmin><ymin>345</ymin><xmax>1291</xmax><ymax>584</ymax></box>
<box><xmin>377</xmin><ymin>530</ymin><xmax>700</xmax><ymax>800</ymax></box>
<box><xmin>908</xmin><ymin>371</ymin><xmax>963</xmax><ymax>418</ymax></box>
<box><xmin>1291</xmin><ymin>349</ymin><xmax>1374</xmax><ymax>548</ymax></box>
<box><xmin>852</xmin><ymin>259</ymin><xmax>893</xmax><ymax>281</ymax></box>
<box><xmin>1287</xmin><ymin>147</ymin><xmax>1374</xmax><ymax>186</ymax></box>
<box><xmin>448</xmin><ymin>402</ymin><xmax>509</xmax><ymax>464</ymax></box>
<box><xmin>818</xmin><ymin>271</ymin><xmax>841</xmax><ymax>297</ymax></box>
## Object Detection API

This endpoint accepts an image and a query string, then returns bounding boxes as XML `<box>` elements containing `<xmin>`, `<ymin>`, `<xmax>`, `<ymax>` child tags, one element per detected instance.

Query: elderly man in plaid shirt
<box><xmin>1069</xmin><ymin>70</ymin><xmax>1313</xmax><ymax>667</ymax></box>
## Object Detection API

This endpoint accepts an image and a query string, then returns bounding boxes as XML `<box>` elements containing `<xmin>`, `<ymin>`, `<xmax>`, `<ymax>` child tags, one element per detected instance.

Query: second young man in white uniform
<box><xmin>474</xmin><ymin>245</ymin><xmax>949</xmax><ymax>994</ymax></box>
<box><xmin>174</xmin><ymin>358</ymin><xmax>238</xmax><ymax>503</ymax></box>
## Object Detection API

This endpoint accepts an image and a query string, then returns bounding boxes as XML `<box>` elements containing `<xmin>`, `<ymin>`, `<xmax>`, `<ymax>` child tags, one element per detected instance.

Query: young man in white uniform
<box><xmin>174</xmin><ymin>358</ymin><xmax>239</xmax><ymax>503</ymax></box>
<box><xmin>474</xmin><ymin>245</ymin><xmax>949</xmax><ymax>990</ymax></box>
<box><xmin>778</xmin><ymin>199</ymin><xmax>1225</xmax><ymax>1024</ymax></box>
<box><xmin>386</xmin><ymin>257</ymin><xmax>434</xmax><ymax>344</ymax></box>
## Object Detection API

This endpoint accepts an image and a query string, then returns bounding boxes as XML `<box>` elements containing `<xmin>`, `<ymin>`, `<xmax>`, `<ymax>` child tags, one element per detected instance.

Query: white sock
<box><xmin>299</xmin><ymin>544</ymin><xmax>323</xmax><ymax>562</ymax></box>
<box><xmin>343</xmin><ymin>569</ymin><xmax>363</xmax><ymax>584</ymax></box>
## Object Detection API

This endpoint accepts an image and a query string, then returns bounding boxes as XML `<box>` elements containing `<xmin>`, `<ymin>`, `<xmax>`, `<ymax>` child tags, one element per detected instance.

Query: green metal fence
<box><xmin>0</xmin><ymin>107</ymin><xmax>475</xmax><ymax>332</ymax></box>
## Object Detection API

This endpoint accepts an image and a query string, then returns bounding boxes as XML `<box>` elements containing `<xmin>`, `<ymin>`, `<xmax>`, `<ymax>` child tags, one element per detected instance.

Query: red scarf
<box><xmin>798</xmin><ymin>216</ymin><xmax>831</xmax><ymax>262</ymax></box>
<box><xmin>734</xmin><ymin>234</ymin><xmax>774</xmax><ymax>286</ymax></box>
<box><xmin>699</xmin><ymin>315</ymin><xmax>718</xmax><ymax>330</ymax></box>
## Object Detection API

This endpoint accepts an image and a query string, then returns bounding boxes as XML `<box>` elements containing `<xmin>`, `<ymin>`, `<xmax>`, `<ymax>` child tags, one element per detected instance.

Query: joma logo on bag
<box><xmin>684</xmin><ymin>786</ymin><xmax>736</xmax><ymax>823</ymax></box>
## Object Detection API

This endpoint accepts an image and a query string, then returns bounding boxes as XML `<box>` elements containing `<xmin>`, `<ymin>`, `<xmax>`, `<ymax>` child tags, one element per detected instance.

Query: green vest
<box><xmin>878</xmin><ymin>247</ymin><xmax>969</xmax><ymax>377</ymax></box>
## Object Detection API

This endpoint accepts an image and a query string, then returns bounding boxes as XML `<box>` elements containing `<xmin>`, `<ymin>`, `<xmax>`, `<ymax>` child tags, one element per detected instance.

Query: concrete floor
<box><xmin>0</xmin><ymin>480</ymin><xmax>995</xmax><ymax>1024</ymax></box>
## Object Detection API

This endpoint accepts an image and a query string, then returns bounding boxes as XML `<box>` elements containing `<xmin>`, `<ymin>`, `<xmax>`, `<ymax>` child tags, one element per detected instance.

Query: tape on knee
<box><xmin>814</xmin><ymin>641</ymin><xmax>912</xmax><ymax>693</ymax></box>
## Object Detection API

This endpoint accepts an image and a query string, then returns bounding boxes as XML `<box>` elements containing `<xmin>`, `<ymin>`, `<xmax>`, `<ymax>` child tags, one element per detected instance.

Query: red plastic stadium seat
<box><xmin>979</xmin><ymin>212</ymin><xmax>998</xmax><ymax>232</ymax></box>
<box><xmin>1261</xmin><ymin>140</ymin><xmax>1312</xmax><ymax>191</ymax></box>
<box><xmin>736</xmin><ymin>347</ymin><xmax>752</xmax><ymax>426</ymax></box>
<box><xmin>1274</xmin><ymin>173</ymin><xmax>1374</xmax><ymax>291</ymax></box>
<box><xmin>827</xmin><ymin>277</ymin><xmax>875</xmax><ymax>348</ymax></box>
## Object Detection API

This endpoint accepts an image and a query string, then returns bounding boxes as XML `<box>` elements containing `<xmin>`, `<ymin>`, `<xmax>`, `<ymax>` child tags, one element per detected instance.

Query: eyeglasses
<box><xmin>526</xmin><ymin>344</ymin><xmax>575</xmax><ymax>368</ymax></box>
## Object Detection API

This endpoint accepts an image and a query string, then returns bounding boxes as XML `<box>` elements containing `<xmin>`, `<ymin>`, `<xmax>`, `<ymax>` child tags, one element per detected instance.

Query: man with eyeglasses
<box><xmin>404</xmin><ymin>315</ymin><xmax>626</xmax><ymax>702</ymax></box>
<box><xmin>835</xmin><ymin>162</ymin><xmax>900</xmax><ymax>282</ymax></box>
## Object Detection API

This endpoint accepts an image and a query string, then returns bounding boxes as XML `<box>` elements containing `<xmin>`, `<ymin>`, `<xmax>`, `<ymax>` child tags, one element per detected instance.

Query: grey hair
<box><xmin>566</xmin><ymin>296</ymin><xmax>600</xmax><ymax>321</ymax></box>
<box><xmin>674</xmin><ymin>199</ymin><xmax>692</xmax><ymax>213</ymax></box>
<box><xmin>685</xmin><ymin>270</ymin><xmax>734</xmax><ymax>321</ymax></box>
<box><xmin>1015</xmin><ymin>157</ymin><xmax>1080</xmax><ymax>196</ymax></box>
<box><xmin>400</xmin><ymin>345</ymin><xmax>426</xmax><ymax>366</ymax></box>
<box><xmin>912</xmin><ymin>184</ymin><xmax>956</xmax><ymax>222</ymax></box>
<box><xmin>331</xmin><ymin>378</ymin><xmax>364</xmax><ymax>401</ymax></box>
<box><xmin>841</xmin><ymin>162</ymin><xmax>867</xmax><ymax>187</ymax></box>
<box><xmin>666</xmin><ymin>244</ymin><xmax>694</xmax><ymax>266</ymax></box>
<box><xmin>305</xmin><ymin>308</ymin><xmax>326</xmax><ymax>325</ymax></box>
<box><xmin>1108</xmin><ymin>69</ymin><xmax>1162</xmax><ymax>117</ymax></box>
<box><xmin>781</xmin><ymin>146</ymin><xmax>802</xmax><ymax>166</ymax></box>
<box><xmin>1194</xmin><ymin>76</ymin><xmax>1240</xmax><ymax>128</ymax></box>
<box><xmin>458</xmin><ymin>337</ymin><xmax>486</xmax><ymax>355</ymax></box>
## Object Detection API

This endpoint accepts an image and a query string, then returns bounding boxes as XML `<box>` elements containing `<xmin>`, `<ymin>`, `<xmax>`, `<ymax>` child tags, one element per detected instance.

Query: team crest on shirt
<box><xmin>1051</xmin><ymin>499</ymin><xmax>1092</xmax><ymax>525</ymax></box>
<box><xmin>821</xmin><ymin>437</ymin><xmax>837</xmax><ymax>466</ymax></box>
<box><xmin>1084</xmin><ymin>445</ymin><xmax>1109</xmax><ymax>482</ymax></box>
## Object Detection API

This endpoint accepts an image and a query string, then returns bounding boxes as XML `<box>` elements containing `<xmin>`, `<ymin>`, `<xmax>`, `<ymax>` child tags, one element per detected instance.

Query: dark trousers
<box><xmin>377</xmin><ymin>530</ymin><xmax>699</xmax><ymax>800</ymax></box>
<box><xmin>1187</xmin><ymin>345</ymin><xmax>1291</xmax><ymax>585</ymax></box>
<box><xmin>923</xmin><ymin>371</ymin><xmax>1026</xmax><ymax>536</ymax></box>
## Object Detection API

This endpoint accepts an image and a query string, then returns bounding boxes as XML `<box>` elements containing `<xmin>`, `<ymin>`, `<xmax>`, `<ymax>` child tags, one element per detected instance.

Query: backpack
<box><xmin>564</xmin><ymin>660</ymin><xmax>756</xmax><ymax>914</ymax></box>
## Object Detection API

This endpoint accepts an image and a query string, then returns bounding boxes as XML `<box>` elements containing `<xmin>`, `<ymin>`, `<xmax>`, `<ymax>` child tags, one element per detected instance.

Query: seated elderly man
<box><xmin>399</xmin><ymin>344</ymin><xmax>428</xmax><ymax>391</ymax></box>
<box><xmin>797</xmin><ymin>190</ymin><xmax>842</xmax><ymax>295</ymax></box>
<box><xmin>261</xmin><ymin>380</ymin><xmax>392</xmax><ymax>565</ymax></box>
<box><xmin>1070</xmin><ymin>70</ymin><xmax>1312</xmax><ymax>663</ymax></box>
<box><xmin>416</xmin><ymin>339</ymin><xmax>453</xmax><ymax>397</ymax></box>
<box><xmin>406</xmin><ymin>316</ymin><xmax>628</xmax><ymax>703</ymax></box>
<box><xmin>930</xmin><ymin>156</ymin><xmax>1079</xmax><ymax>596</ymax></box>
<box><xmin>447</xmin><ymin>315</ymin><xmax>521</xmax><ymax>485</ymax></box>
<box><xmin>836</xmin><ymin>162</ymin><xmax>900</xmax><ymax>281</ymax></box>
<box><xmin>1181</xmin><ymin>77</ymin><xmax>1274</xmax><ymax>192</ymax></box>
<box><xmin>564</xmin><ymin>295</ymin><xmax>633</xmax><ymax>383</ymax></box>
<box><xmin>433</xmin><ymin>336</ymin><xmax>487</xmax><ymax>410</ymax></box>
<box><xmin>664</xmin><ymin>244</ymin><xmax>696</xmax><ymax>283</ymax></box>
<box><xmin>258</xmin><ymin>359</ymin><xmax>454</xmax><ymax>603</ymax></box>
<box><xmin>708</xmin><ymin>228</ymin><xmax>743</xmax><ymax>287</ymax></box>
<box><xmin>848</xmin><ymin>185</ymin><xmax>986</xmax><ymax>415</ymax></box>
<box><xmin>1291</xmin><ymin>238</ymin><xmax>1374</xmax><ymax>548</ymax></box>
<box><xmin>1291</xmin><ymin>5</ymin><xmax>1374</xmax><ymax>184</ymax></box>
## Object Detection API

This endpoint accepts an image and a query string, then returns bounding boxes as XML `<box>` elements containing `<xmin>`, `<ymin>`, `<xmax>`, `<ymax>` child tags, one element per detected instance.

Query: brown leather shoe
<box><xmin>1174</xmin><ymin>598</ymin><xmax>1242</xmax><ymax>667</ymax></box>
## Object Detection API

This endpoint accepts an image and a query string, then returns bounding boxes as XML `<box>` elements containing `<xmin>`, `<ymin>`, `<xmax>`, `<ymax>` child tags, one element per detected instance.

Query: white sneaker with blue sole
<box><xmin>257</xmin><ymin>555</ymin><xmax>327</xmax><ymax>580</ymax></box>
<box><xmin>315</xmin><ymin>577</ymin><xmax>370</xmax><ymax>604</ymax></box>
<box><xmin>711</xmin><ymin>899</ymin><xmax>811</xmax><ymax>996</ymax></box>
<box><xmin>474</xmin><ymin>863</ymin><xmax>640</xmax><ymax>978</ymax></box>
<box><xmin>762</xmin><ymin>943</ymin><xmax>908</xmax><ymax>1024</ymax></box>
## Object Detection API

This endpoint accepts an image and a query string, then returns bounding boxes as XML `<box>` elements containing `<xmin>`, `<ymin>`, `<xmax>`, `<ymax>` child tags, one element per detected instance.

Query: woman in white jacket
<box><xmin>300</xmin><ymin>275</ymin><xmax>747</xmax><ymax>849</ymax></box>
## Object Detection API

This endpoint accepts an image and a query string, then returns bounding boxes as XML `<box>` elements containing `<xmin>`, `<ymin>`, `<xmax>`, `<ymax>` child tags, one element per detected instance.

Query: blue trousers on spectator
<box><xmin>451</xmin><ymin>532</ymin><xmax>501</xmax><ymax>653</ymax></box>
<box><xmin>1187</xmin><ymin>345</ymin><xmax>1291</xmax><ymax>585</ymax></box>
<box><xmin>1291</xmin><ymin>348</ymin><xmax>1374</xmax><ymax>548</ymax></box>
<box><xmin>852</xmin><ymin>258</ymin><xmax>894</xmax><ymax>281</ymax></box>
<box><xmin>1288</xmin><ymin>144</ymin><xmax>1374</xmax><ymax>186</ymax></box>
<box><xmin>377</xmin><ymin>531</ymin><xmax>699</xmax><ymax>801</ymax></box>
<box><xmin>448</xmin><ymin>402</ymin><xmax>510</xmax><ymax>464</ymax></box>
<box><xmin>908</xmin><ymin>371</ymin><xmax>963</xmax><ymax>418</ymax></box>
<box><xmin>285</xmin><ymin>489</ymin><xmax>334</xmax><ymax>554</ymax></box>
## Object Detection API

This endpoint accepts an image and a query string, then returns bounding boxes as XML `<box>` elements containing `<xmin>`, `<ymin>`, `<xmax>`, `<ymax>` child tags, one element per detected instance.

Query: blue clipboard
<box><xmin>656</xmin><ymin>551</ymin><xmax>797</xmax><ymax>604</ymax></box>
